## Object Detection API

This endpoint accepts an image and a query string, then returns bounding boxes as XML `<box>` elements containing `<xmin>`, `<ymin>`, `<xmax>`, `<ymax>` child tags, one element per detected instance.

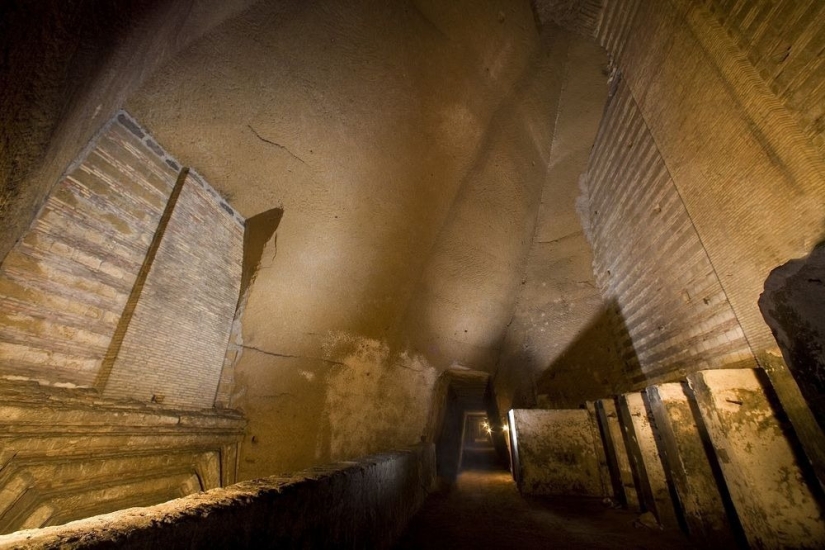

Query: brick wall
<box><xmin>102</xmin><ymin>171</ymin><xmax>244</xmax><ymax>409</ymax></box>
<box><xmin>594</xmin><ymin>0</ymin><xmax>825</xmax><ymax>360</ymax></box>
<box><xmin>702</xmin><ymin>0</ymin><xmax>825</xmax><ymax>152</ymax></box>
<box><xmin>583</xmin><ymin>79</ymin><xmax>755</xmax><ymax>387</ymax></box>
<box><xmin>0</xmin><ymin>111</ymin><xmax>245</xmax><ymax>410</ymax></box>
<box><xmin>0</xmin><ymin>115</ymin><xmax>177</xmax><ymax>386</ymax></box>
<box><xmin>580</xmin><ymin>0</ymin><xmax>825</xmax><ymax>389</ymax></box>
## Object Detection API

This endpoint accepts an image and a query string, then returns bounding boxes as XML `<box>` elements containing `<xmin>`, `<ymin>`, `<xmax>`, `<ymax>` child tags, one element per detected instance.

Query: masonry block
<box><xmin>510</xmin><ymin>409</ymin><xmax>606</xmax><ymax>497</ymax></box>
<box><xmin>617</xmin><ymin>392</ymin><xmax>679</xmax><ymax>528</ymax></box>
<box><xmin>595</xmin><ymin>398</ymin><xmax>639</xmax><ymax>509</ymax></box>
<box><xmin>646</xmin><ymin>382</ymin><xmax>738</xmax><ymax>546</ymax></box>
<box><xmin>687</xmin><ymin>368</ymin><xmax>825</xmax><ymax>548</ymax></box>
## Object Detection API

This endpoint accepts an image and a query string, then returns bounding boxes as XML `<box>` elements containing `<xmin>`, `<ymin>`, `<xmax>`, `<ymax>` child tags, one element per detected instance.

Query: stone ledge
<box><xmin>0</xmin><ymin>444</ymin><xmax>436</xmax><ymax>550</ymax></box>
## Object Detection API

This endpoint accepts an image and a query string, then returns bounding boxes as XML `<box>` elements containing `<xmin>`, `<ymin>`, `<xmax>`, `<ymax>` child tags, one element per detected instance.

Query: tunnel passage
<box><xmin>2</xmin><ymin>0</ymin><xmax>825</xmax><ymax>547</ymax></box>
<box><xmin>430</xmin><ymin>369</ymin><xmax>509</xmax><ymax>486</ymax></box>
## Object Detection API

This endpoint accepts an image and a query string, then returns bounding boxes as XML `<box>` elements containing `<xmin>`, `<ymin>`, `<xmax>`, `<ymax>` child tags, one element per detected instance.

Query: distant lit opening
<box><xmin>459</xmin><ymin>412</ymin><xmax>501</xmax><ymax>471</ymax></box>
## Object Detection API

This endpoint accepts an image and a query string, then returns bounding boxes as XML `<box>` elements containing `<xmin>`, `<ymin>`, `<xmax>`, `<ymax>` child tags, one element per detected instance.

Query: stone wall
<box><xmin>0</xmin><ymin>112</ymin><xmax>248</xmax><ymax>533</ymax></box>
<box><xmin>0</xmin><ymin>445</ymin><xmax>435</xmax><ymax>550</ymax></box>
<box><xmin>0</xmin><ymin>381</ymin><xmax>244</xmax><ymax>535</ymax></box>
<box><xmin>102</xmin><ymin>170</ymin><xmax>243</xmax><ymax>409</ymax></box>
<box><xmin>583</xmin><ymin>0</ymin><xmax>825</xmax><ymax>486</ymax></box>
<box><xmin>510</xmin><ymin>409</ymin><xmax>607</xmax><ymax>497</ymax></box>
<box><xmin>493</xmin><ymin>30</ymin><xmax>624</xmax><ymax>412</ymax></box>
<box><xmin>701</xmin><ymin>0</ymin><xmax>825</xmax><ymax>152</ymax></box>
<box><xmin>0</xmin><ymin>114</ymin><xmax>177</xmax><ymax>386</ymax></box>
<box><xmin>0</xmin><ymin>112</ymin><xmax>244</xmax><ymax>409</ymax></box>
<box><xmin>591</xmin><ymin>0</ymin><xmax>825</xmax><ymax>366</ymax></box>
<box><xmin>582</xmin><ymin>79</ymin><xmax>754</xmax><ymax>387</ymax></box>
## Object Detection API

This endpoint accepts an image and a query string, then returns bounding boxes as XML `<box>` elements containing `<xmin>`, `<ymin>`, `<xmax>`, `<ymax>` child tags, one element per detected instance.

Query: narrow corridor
<box><xmin>395</xmin><ymin>469</ymin><xmax>695</xmax><ymax>549</ymax></box>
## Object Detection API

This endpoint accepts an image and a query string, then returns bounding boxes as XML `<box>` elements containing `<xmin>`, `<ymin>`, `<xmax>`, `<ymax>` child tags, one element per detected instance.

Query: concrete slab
<box><xmin>596</xmin><ymin>399</ymin><xmax>639</xmax><ymax>509</ymax></box>
<box><xmin>617</xmin><ymin>392</ymin><xmax>679</xmax><ymax>529</ymax></box>
<box><xmin>646</xmin><ymin>382</ymin><xmax>739</xmax><ymax>546</ymax></box>
<box><xmin>687</xmin><ymin>368</ymin><xmax>825</xmax><ymax>548</ymax></box>
<box><xmin>511</xmin><ymin>409</ymin><xmax>605</xmax><ymax>497</ymax></box>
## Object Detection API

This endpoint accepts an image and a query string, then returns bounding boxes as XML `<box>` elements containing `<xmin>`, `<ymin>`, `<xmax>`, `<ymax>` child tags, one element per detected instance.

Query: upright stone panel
<box><xmin>585</xmin><ymin>401</ymin><xmax>614</xmax><ymax>498</ymax></box>
<box><xmin>511</xmin><ymin>409</ymin><xmax>606</xmax><ymax>497</ymax></box>
<box><xmin>596</xmin><ymin>398</ymin><xmax>639</xmax><ymax>509</ymax></box>
<box><xmin>646</xmin><ymin>382</ymin><xmax>738</xmax><ymax>546</ymax></box>
<box><xmin>617</xmin><ymin>392</ymin><xmax>679</xmax><ymax>529</ymax></box>
<box><xmin>687</xmin><ymin>368</ymin><xmax>825</xmax><ymax>548</ymax></box>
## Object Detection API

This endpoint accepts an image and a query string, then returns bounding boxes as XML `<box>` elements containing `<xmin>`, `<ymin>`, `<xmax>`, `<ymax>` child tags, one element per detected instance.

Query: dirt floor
<box><xmin>395</xmin><ymin>468</ymin><xmax>697</xmax><ymax>549</ymax></box>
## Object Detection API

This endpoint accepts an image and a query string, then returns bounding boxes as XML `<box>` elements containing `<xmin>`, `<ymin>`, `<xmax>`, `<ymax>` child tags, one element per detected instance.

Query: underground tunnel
<box><xmin>1</xmin><ymin>0</ymin><xmax>825</xmax><ymax>548</ymax></box>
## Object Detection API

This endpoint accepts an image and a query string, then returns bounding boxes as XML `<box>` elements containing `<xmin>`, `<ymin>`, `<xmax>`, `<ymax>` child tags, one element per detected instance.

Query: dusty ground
<box><xmin>396</xmin><ymin>469</ymin><xmax>696</xmax><ymax>549</ymax></box>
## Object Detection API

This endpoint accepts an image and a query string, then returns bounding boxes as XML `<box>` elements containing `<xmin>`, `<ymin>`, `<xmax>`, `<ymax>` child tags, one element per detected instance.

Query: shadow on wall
<box><xmin>240</xmin><ymin>208</ymin><xmax>284</xmax><ymax>305</ymax></box>
<box><xmin>535</xmin><ymin>298</ymin><xmax>642</xmax><ymax>408</ymax></box>
<box><xmin>760</xmin><ymin>240</ymin><xmax>825</xmax><ymax>431</ymax></box>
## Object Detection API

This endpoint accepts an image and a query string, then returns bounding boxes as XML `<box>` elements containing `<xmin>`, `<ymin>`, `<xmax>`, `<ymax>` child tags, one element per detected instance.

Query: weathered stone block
<box><xmin>646</xmin><ymin>382</ymin><xmax>738</xmax><ymax>545</ymax></box>
<box><xmin>687</xmin><ymin>368</ymin><xmax>825</xmax><ymax>548</ymax></box>
<box><xmin>617</xmin><ymin>392</ymin><xmax>679</xmax><ymax>529</ymax></box>
<box><xmin>595</xmin><ymin>398</ymin><xmax>639</xmax><ymax>509</ymax></box>
<box><xmin>510</xmin><ymin>409</ymin><xmax>606</xmax><ymax>496</ymax></box>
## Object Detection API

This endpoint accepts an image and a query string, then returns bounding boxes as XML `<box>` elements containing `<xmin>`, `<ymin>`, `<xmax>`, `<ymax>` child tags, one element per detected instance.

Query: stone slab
<box><xmin>646</xmin><ymin>382</ymin><xmax>738</xmax><ymax>546</ymax></box>
<box><xmin>687</xmin><ymin>368</ymin><xmax>825</xmax><ymax>548</ymax></box>
<box><xmin>511</xmin><ymin>409</ymin><xmax>606</xmax><ymax>496</ymax></box>
<box><xmin>596</xmin><ymin>398</ymin><xmax>639</xmax><ymax>509</ymax></box>
<box><xmin>617</xmin><ymin>392</ymin><xmax>679</xmax><ymax>529</ymax></box>
<box><xmin>0</xmin><ymin>445</ymin><xmax>435</xmax><ymax>550</ymax></box>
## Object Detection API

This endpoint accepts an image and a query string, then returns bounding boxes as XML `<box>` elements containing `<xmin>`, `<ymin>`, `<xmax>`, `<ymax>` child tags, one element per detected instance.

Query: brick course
<box><xmin>102</xmin><ymin>170</ymin><xmax>243</xmax><ymax>409</ymax></box>
<box><xmin>0</xmin><ymin>116</ymin><xmax>176</xmax><ymax>386</ymax></box>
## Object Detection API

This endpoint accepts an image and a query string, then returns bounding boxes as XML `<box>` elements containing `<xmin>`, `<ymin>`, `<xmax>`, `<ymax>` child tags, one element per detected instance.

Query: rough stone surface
<box><xmin>2</xmin><ymin>0</ymin><xmax>825</xmax><ymax>544</ymax></box>
<box><xmin>760</xmin><ymin>243</ymin><xmax>825</xmax><ymax>432</ymax></box>
<box><xmin>617</xmin><ymin>392</ymin><xmax>679</xmax><ymax>528</ymax></box>
<box><xmin>511</xmin><ymin>409</ymin><xmax>606</xmax><ymax>497</ymax></box>
<box><xmin>493</xmin><ymin>33</ymin><xmax>624</xmax><ymax>412</ymax></box>
<box><xmin>687</xmin><ymin>368</ymin><xmax>825</xmax><ymax>548</ymax></box>
<box><xmin>595</xmin><ymin>398</ymin><xmax>639</xmax><ymax>510</ymax></box>
<box><xmin>646</xmin><ymin>382</ymin><xmax>738</xmax><ymax>546</ymax></box>
<box><xmin>120</xmin><ymin>0</ymin><xmax>596</xmax><ymax>478</ymax></box>
<box><xmin>102</xmin><ymin>169</ymin><xmax>243</xmax><ymax>408</ymax></box>
<box><xmin>0</xmin><ymin>0</ymin><xmax>258</xmax><ymax>262</ymax></box>
<box><xmin>0</xmin><ymin>381</ymin><xmax>244</xmax><ymax>535</ymax></box>
<box><xmin>0</xmin><ymin>444</ymin><xmax>435</xmax><ymax>550</ymax></box>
